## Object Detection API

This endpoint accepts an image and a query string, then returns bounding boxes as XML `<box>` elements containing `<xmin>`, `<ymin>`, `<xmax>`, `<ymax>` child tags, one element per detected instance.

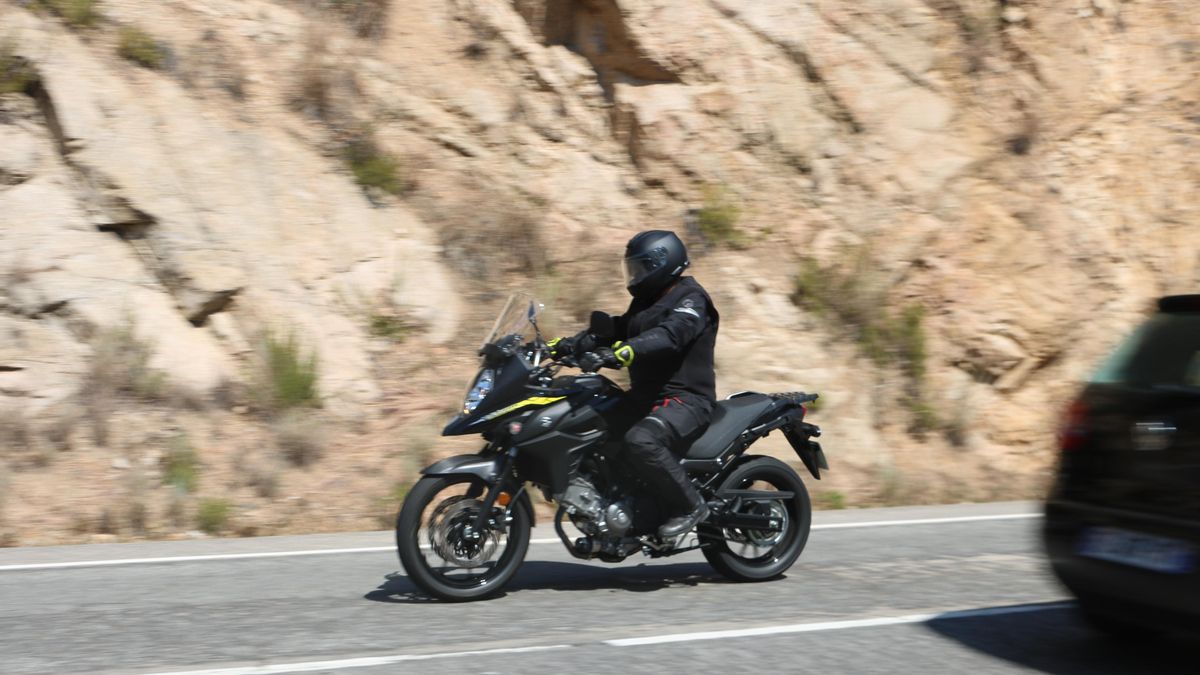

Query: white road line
<box><xmin>812</xmin><ymin>513</ymin><xmax>1041</xmax><ymax>530</ymax></box>
<box><xmin>146</xmin><ymin>645</ymin><xmax>571</xmax><ymax>675</ymax></box>
<box><xmin>144</xmin><ymin>602</ymin><xmax>1070</xmax><ymax>673</ymax></box>
<box><xmin>603</xmin><ymin>602</ymin><xmax>1074</xmax><ymax>647</ymax></box>
<box><xmin>0</xmin><ymin>513</ymin><xmax>1040</xmax><ymax>572</ymax></box>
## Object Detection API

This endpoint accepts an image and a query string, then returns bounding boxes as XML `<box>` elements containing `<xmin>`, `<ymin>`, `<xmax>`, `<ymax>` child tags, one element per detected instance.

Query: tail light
<box><xmin>1058</xmin><ymin>399</ymin><xmax>1089</xmax><ymax>452</ymax></box>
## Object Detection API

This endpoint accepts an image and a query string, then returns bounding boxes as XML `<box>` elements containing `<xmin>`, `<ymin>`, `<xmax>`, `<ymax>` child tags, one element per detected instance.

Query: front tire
<box><xmin>396</xmin><ymin>475</ymin><xmax>531</xmax><ymax>601</ymax></box>
<box><xmin>701</xmin><ymin>456</ymin><xmax>811</xmax><ymax>582</ymax></box>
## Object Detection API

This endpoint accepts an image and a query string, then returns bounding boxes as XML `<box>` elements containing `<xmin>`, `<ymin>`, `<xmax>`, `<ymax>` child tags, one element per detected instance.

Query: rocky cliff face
<box><xmin>1</xmin><ymin>0</ymin><xmax>1197</xmax><ymax>544</ymax></box>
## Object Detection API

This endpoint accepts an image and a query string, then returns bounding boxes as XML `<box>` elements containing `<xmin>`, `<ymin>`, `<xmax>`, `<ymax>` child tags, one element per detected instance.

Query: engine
<box><xmin>558</xmin><ymin>477</ymin><xmax>633</xmax><ymax>538</ymax></box>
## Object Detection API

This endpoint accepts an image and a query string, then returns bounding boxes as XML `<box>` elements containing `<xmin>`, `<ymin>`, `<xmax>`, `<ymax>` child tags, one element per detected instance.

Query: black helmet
<box><xmin>623</xmin><ymin>230</ymin><xmax>690</xmax><ymax>300</ymax></box>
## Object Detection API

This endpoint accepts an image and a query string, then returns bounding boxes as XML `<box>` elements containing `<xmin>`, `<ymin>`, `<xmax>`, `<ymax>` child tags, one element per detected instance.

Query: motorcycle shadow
<box><xmin>364</xmin><ymin>560</ymin><xmax>731</xmax><ymax>603</ymax></box>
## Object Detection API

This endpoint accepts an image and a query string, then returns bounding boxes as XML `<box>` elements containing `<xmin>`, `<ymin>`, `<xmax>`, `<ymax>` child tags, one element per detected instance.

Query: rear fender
<box><xmin>783</xmin><ymin>424</ymin><xmax>828</xmax><ymax>480</ymax></box>
<box><xmin>420</xmin><ymin>454</ymin><xmax>536</xmax><ymax>525</ymax></box>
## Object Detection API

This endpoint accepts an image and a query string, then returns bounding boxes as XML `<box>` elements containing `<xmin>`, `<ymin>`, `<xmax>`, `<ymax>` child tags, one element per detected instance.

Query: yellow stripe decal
<box><xmin>483</xmin><ymin>396</ymin><xmax>566</xmax><ymax>421</ymax></box>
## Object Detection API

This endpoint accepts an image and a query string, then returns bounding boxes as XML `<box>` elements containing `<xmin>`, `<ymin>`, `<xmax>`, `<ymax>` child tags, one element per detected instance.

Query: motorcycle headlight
<box><xmin>463</xmin><ymin>368</ymin><xmax>496</xmax><ymax>414</ymax></box>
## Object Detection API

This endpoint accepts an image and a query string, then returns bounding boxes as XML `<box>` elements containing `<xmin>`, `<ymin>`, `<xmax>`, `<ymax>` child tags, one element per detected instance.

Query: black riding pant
<box><xmin>622</xmin><ymin>394</ymin><xmax>713</xmax><ymax>516</ymax></box>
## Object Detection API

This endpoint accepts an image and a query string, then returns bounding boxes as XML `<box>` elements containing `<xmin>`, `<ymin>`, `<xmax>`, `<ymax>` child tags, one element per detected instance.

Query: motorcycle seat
<box><xmin>685</xmin><ymin>394</ymin><xmax>774</xmax><ymax>460</ymax></box>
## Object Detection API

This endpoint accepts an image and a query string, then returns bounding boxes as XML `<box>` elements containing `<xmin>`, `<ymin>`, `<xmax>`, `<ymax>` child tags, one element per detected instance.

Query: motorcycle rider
<box><xmin>550</xmin><ymin>230</ymin><xmax>718</xmax><ymax>540</ymax></box>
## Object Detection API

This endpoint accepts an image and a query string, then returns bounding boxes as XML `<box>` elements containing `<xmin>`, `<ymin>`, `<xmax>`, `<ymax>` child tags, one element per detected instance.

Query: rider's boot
<box><xmin>658</xmin><ymin>493</ymin><xmax>709</xmax><ymax>540</ymax></box>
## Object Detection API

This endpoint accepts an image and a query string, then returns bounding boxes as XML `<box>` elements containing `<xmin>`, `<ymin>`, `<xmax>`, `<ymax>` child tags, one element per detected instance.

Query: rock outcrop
<box><xmin>1</xmin><ymin>0</ymin><xmax>1197</xmax><ymax>543</ymax></box>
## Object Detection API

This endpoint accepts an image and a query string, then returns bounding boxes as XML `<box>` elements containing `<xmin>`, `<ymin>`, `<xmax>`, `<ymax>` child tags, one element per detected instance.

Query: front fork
<box><xmin>463</xmin><ymin>447</ymin><xmax>520</xmax><ymax>543</ymax></box>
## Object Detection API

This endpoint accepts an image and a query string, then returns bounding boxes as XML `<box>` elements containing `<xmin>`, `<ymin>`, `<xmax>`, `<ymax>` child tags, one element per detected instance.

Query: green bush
<box><xmin>695</xmin><ymin>185</ymin><xmax>745</xmax><ymax>248</ymax></box>
<box><xmin>196</xmin><ymin>498</ymin><xmax>231</xmax><ymax>534</ymax></box>
<box><xmin>791</xmin><ymin>250</ymin><xmax>934</xmax><ymax>435</ymax></box>
<box><xmin>263</xmin><ymin>331</ymin><xmax>320</xmax><ymax>410</ymax></box>
<box><xmin>34</xmin><ymin>0</ymin><xmax>101</xmax><ymax>28</ymax></box>
<box><xmin>815</xmin><ymin>489</ymin><xmax>846</xmax><ymax>510</ymax></box>
<box><xmin>344</xmin><ymin>133</ymin><xmax>406</xmax><ymax>196</ymax></box>
<box><xmin>162</xmin><ymin>434</ymin><xmax>199</xmax><ymax>493</ymax></box>
<box><xmin>117</xmin><ymin>26</ymin><xmax>166</xmax><ymax>69</ymax></box>
<box><xmin>367</xmin><ymin>311</ymin><xmax>411</xmax><ymax>341</ymax></box>
<box><xmin>0</xmin><ymin>38</ymin><xmax>38</xmax><ymax>94</ymax></box>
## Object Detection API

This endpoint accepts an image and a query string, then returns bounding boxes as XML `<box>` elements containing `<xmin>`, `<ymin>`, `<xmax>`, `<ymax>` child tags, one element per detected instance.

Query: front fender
<box><xmin>421</xmin><ymin>454</ymin><xmax>502</xmax><ymax>481</ymax></box>
<box><xmin>420</xmin><ymin>454</ymin><xmax>536</xmax><ymax>526</ymax></box>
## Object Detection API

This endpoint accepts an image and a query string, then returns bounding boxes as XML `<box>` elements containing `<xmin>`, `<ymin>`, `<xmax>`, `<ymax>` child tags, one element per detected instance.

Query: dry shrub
<box><xmin>329</xmin><ymin>0</ymin><xmax>391</xmax><ymax>38</ymax></box>
<box><xmin>420</xmin><ymin>177</ymin><xmax>547</xmax><ymax>284</ymax></box>
<box><xmin>0</xmin><ymin>406</ymin><xmax>59</xmax><ymax>468</ymax></box>
<box><xmin>694</xmin><ymin>184</ymin><xmax>746</xmax><ymax>249</ymax></box>
<box><xmin>181</xmin><ymin>31</ymin><xmax>248</xmax><ymax>100</ymax></box>
<box><xmin>234</xmin><ymin>447</ymin><xmax>283</xmax><ymax>498</ymax></box>
<box><xmin>0</xmin><ymin>407</ymin><xmax>32</xmax><ymax>455</ymax></box>
<box><xmin>0</xmin><ymin>460</ymin><xmax>11</xmax><ymax>531</ymax></box>
<box><xmin>273</xmin><ymin>409</ymin><xmax>325</xmax><ymax>467</ymax></box>
<box><xmin>82</xmin><ymin>320</ymin><xmax>167</xmax><ymax>446</ymax></box>
<box><xmin>291</xmin><ymin>26</ymin><xmax>357</xmax><ymax>124</ymax></box>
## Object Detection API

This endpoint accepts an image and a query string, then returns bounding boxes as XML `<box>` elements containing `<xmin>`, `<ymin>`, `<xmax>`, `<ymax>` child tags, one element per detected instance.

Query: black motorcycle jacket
<box><xmin>611</xmin><ymin>276</ymin><xmax>719</xmax><ymax>410</ymax></box>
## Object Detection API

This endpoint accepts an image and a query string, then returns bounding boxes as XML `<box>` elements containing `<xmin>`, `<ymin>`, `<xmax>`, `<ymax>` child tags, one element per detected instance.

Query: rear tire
<box><xmin>701</xmin><ymin>456</ymin><xmax>811</xmax><ymax>582</ymax></box>
<box><xmin>396</xmin><ymin>475</ymin><xmax>530</xmax><ymax>602</ymax></box>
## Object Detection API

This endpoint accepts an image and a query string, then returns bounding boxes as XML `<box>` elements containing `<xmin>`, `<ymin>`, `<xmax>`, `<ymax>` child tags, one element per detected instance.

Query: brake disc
<box><xmin>427</xmin><ymin>496</ymin><xmax>500</xmax><ymax>567</ymax></box>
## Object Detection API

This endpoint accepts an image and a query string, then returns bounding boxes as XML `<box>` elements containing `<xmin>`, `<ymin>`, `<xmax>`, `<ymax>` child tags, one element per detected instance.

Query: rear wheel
<box><xmin>396</xmin><ymin>475</ymin><xmax>530</xmax><ymax>601</ymax></box>
<box><xmin>701</xmin><ymin>456</ymin><xmax>811</xmax><ymax>582</ymax></box>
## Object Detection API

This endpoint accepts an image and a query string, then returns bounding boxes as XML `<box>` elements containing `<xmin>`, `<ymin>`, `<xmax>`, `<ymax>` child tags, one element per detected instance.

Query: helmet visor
<box><xmin>623</xmin><ymin>246</ymin><xmax>668</xmax><ymax>289</ymax></box>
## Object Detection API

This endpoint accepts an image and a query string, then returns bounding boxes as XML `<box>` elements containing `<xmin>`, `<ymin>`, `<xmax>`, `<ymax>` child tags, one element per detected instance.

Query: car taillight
<box><xmin>1059</xmin><ymin>399</ymin><xmax>1089</xmax><ymax>452</ymax></box>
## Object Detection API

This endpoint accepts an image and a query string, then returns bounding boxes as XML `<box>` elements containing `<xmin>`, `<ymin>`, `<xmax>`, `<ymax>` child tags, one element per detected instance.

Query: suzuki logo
<box><xmin>537</xmin><ymin>416</ymin><xmax>553</xmax><ymax>427</ymax></box>
<box><xmin>1132</xmin><ymin>421</ymin><xmax>1176</xmax><ymax>451</ymax></box>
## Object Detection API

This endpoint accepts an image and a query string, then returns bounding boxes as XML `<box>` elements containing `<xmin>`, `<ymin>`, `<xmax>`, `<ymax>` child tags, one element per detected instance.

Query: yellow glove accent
<box><xmin>612</xmin><ymin>341</ymin><xmax>635</xmax><ymax>367</ymax></box>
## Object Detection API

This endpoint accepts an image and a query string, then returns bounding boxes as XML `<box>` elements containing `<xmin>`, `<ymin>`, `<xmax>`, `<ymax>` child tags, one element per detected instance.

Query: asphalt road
<box><xmin>1</xmin><ymin>501</ymin><xmax>1195</xmax><ymax>674</ymax></box>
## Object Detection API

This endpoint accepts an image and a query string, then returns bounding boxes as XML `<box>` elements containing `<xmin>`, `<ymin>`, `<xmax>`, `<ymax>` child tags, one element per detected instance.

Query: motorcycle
<box><xmin>395</xmin><ymin>293</ymin><xmax>828</xmax><ymax>601</ymax></box>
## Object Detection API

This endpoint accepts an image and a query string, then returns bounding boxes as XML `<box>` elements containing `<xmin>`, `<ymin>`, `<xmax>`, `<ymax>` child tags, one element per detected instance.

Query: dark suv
<box><xmin>1044</xmin><ymin>295</ymin><xmax>1200</xmax><ymax>636</ymax></box>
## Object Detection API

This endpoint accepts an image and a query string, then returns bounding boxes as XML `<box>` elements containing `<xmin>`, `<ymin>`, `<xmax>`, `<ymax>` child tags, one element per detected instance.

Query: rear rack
<box><xmin>771</xmin><ymin>391</ymin><xmax>819</xmax><ymax>405</ymax></box>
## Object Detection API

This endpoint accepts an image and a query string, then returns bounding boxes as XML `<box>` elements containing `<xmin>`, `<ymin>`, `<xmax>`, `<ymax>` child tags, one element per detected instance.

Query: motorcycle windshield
<box><xmin>481</xmin><ymin>292</ymin><xmax>545</xmax><ymax>351</ymax></box>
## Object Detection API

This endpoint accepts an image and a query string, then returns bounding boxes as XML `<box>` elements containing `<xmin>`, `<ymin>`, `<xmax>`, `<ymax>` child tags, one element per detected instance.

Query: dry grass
<box><xmin>273</xmin><ymin>409</ymin><xmax>325</xmax><ymax>467</ymax></box>
<box><xmin>328</xmin><ymin>0</ymin><xmax>391</xmax><ymax>39</ymax></box>
<box><xmin>0</xmin><ymin>406</ymin><xmax>61</xmax><ymax>469</ymax></box>
<box><xmin>291</xmin><ymin>26</ymin><xmax>358</xmax><ymax>124</ymax></box>
<box><xmin>421</xmin><ymin>178</ymin><xmax>547</xmax><ymax>284</ymax></box>
<box><xmin>81</xmin><ymin>321</ymin><xmax>167</xmax><ymax>446</ymax></box>
<box><xmin>695</xmin><ymin>184</ymin><xmax>746</xmax><ymax>249</ymax></box>
<box><xmin>234</xmin><ymin>448</ymin><xmax>283</xmax><ymax>498</ymax></box>
<box><xmin>0</xmin><ymin>460</ymin><xmax>11</xmax><ymax>538</ymax></box>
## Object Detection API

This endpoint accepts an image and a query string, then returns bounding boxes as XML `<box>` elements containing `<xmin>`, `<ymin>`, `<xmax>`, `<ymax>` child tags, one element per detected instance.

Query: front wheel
<box><xmin>700</xmin><ymin>456</ymin><xmax>811</xmax><ymax>582</ymax></box>
<box><xmin>396</xmin><ymin>475</ymin><xmax>530</xmax><ymax>601</ymax></box>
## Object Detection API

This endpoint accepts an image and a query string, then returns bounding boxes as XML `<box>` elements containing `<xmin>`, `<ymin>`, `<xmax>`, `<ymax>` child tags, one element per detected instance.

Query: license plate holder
<box><xmin>1077</xmin><ymin>526</ymin><xmax>1196</xmax><ymax>574</ymax></box>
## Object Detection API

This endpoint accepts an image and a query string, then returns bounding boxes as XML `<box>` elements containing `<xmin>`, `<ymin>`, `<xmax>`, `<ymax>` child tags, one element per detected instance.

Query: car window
<box><xmin>1090</xmin><ymin>313</ymin><xmax>1200</xmax><ymax>386</ymax></box>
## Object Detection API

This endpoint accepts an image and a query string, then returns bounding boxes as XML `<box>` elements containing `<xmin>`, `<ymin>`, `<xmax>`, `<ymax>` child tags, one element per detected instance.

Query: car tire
<box><xmin>1077</xmin><ymin>600</ymin><xmax>1167</xmax><ymax>640</ymax></box>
